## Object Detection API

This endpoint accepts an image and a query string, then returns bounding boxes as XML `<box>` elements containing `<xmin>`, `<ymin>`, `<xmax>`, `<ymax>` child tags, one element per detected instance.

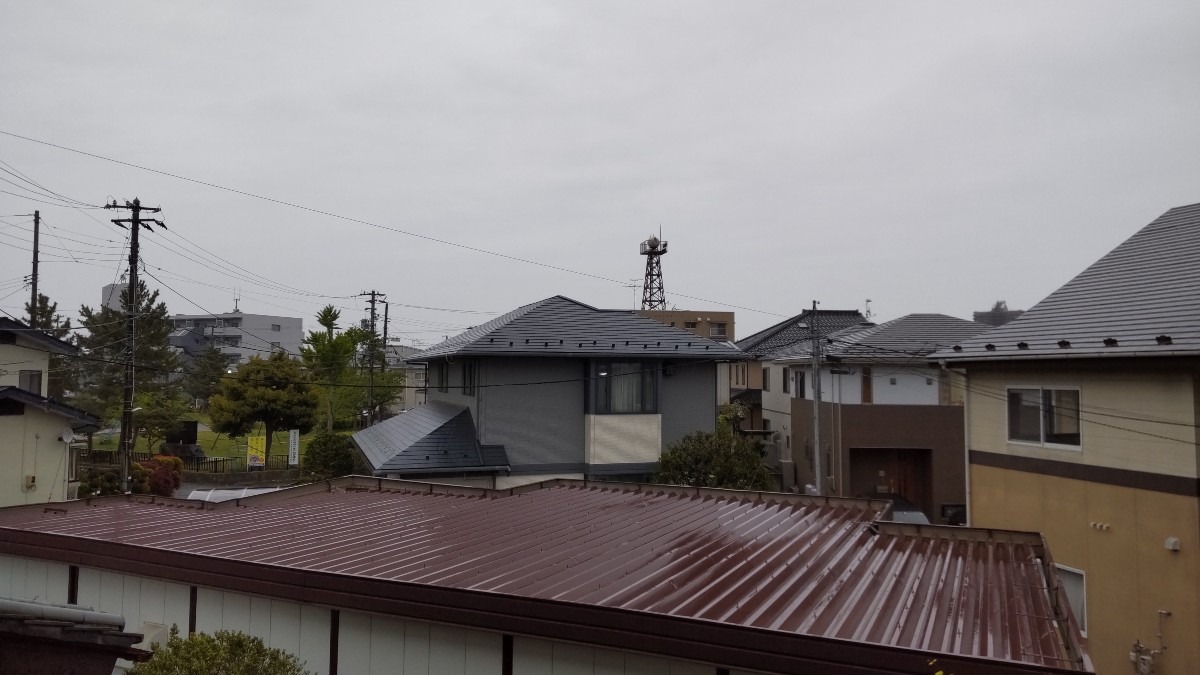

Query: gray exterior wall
<box><xmin>171</xmin><ymin>312</ymin><xmax>304</xmax><ymax>363</ymax></box>
<box><xmin>425</xmin><ymin>358</ymin><xmax>479</xmax><ymax>422</ymax></box>
<box><xmin>478</xmin><ymin>357</ymin><xmax>586</xmax><ymax>471</ymax></box>
<box><xmin>660</xmin><ymin>360</ymin><xmax>718</xmax><ymax>449</ymax></box>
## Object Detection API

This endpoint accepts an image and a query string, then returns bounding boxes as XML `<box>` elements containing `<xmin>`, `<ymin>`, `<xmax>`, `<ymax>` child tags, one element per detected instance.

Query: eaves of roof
<box><xmin>0</xmin><ymin>318</ymin><xmax>77</xmax><ymax>355</ymax></box>
<box><xmin>0</xmin><ymin>386</ymin><xmax>100</xmax><ymax>428</ymax></box>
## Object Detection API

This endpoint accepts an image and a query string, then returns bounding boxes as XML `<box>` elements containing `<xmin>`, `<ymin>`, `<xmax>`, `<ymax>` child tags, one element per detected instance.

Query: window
<box><xmin>18</xmin><ymin>370</ymin><xmax>42</xmax><ymax>395</ymax></box>
<box><xmin>592</xmin><ymin>361</ymin><xmax>657</xmax><ymax>414</ymax></box>
<box><xmin>269</xmin><ymin>342</ymin><xmax>281</xmax><ymax>350</ymax></box>
<box><xmin>762</xmin><ymin>366</ymin><xmax>770</xmax><ymax>391</ymax></box>
<box><xmin>782</xmin><ymin>368</ymin><xmax>790</xmax><ymax>394</ymax></box>
<box><xmin>271</xmin><ymin>324</ymin><xmax>281</xmax><ymax>332</ymax></box>
<box><xmin>1008</xmin><ymin>388</ymin><xmax>1080</xmax><ymax>446</ymax></box>
<box><xmin>1055</xmin><ymin>565</ymin><xmax>1087</xmax><ymax>634</ymax></box>
<box><xmin>710</xmin><ymin>322</ymin><xmax>728</xmax><ymax>338</ymax></box>
<box><xmin>795</xmin><ymin>370</ymin><xmax>806</xmax><ymax>399</ymax></box>
<box><xmin>762</xmin><ymin>418</ymin><xmax>771</xmax><ymax>432</ymax></box>
<box><xmin>461</xmin><ymin>360</ymin><xmax>476</xmax><ymax>396</ymax></box>
<box><xmin>436</xmin><ymin>361</ymin><xmax>449</xmax><ymax>393</ymax></box>
<box><xmin>684</xmin><ymin>321</ymin><xmax>698</xmax><ymax>329</ymax></box>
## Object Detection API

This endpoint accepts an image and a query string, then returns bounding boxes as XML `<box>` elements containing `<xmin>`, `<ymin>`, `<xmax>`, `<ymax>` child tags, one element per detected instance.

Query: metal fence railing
<box><xmin>76</xmin><ymin>449</ymin><xmax>298</xmax><ymax>474</ymax></box>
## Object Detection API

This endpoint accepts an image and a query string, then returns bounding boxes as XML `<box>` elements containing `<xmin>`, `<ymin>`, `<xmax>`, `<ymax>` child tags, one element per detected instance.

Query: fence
<box><xmin>77</xmin><ymin>450</ymin><xmax>295</xmax><ymax>474</ymax></box>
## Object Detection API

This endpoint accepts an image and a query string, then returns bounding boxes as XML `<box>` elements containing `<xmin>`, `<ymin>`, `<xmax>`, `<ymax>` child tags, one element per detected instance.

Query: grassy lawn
<box><xmin>93</xmin><ymin>414</ymin><xmax>319</xmax><ymax>459</ymax></box>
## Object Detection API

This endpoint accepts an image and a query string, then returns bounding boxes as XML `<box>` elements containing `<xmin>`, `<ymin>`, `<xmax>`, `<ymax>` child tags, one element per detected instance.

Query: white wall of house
<box><xmin>781</xmin><ymin>363</ymin><xmax>941</xmax><ymax>406</ymax></box>
<box><xmin>0</xmin><ymin>343</ymin><xmax>49</xmax><ymax>394</ymax></box>
<box><xmin>0</xmin><ymin>554</ymin><xmax>766</xmax><ymax>675</ymax></box>
<box><xmin>0</xmin><ymin>409</ymin><xmax>75</xmax><ymax>507</ymax></box>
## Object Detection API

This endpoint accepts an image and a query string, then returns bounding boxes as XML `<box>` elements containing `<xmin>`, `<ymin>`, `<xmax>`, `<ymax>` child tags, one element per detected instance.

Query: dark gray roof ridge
<box><xmin>935</xmin><ymin>202</ymin><xmax>1200</xmax><ymax>361</ymax></box>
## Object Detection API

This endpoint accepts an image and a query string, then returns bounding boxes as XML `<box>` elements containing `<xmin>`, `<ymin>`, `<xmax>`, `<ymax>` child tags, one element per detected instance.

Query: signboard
<box><xmin>247</xmin><ymin>436</ymin><xmax>266</xmax><ymax>468</ymax></box>
<box><xmin>288</xmin><ymin>429</ymin><xmax>300</xmax><ymax>467</ymax></box>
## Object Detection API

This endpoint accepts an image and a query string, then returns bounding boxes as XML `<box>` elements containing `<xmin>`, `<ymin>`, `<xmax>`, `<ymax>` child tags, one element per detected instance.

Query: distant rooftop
<box><xmin>736</xmin><ymin>309</ymin><xmax>867</xmax><ymax>359</ymax></box>
<box><xmin>412</xmin><ymin>296</ymin><xmax>746</xmax><ymax>361</ymax></box>
<box><xmin>775</xmin><ymin>313</ymin><xmax>987</xmax><ymax>363</ymax></box>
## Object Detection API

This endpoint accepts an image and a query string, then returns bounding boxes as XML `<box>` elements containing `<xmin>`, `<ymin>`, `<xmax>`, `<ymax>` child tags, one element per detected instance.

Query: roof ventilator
<box><xmin>1157</xmin><ymin>335</ymin><xmax>1173</xmax><ymax>345</ymax></box>
<box><xmin>952</xmin><ymin>345</ymin><xmax>963</xmax><ymax>352</ymax></box>
<box><xmin>1058</xmin><ymin>340</ymin><xmax>1071</xmax><ymax>348</ymax></box>
<box><xmin>1017</xmin><ymin>342</ymin><xmax>1029</xmax><ymax>350</ymax></box>
<box><xmin>1104</xmin><ymin>338</ymin><xmax>1118</xmax><ymax>347</ymax></box>
<box><xmin>985</xmin><ymin>344</ymin><xmax>996</xmax><ymax>351</ymax></box>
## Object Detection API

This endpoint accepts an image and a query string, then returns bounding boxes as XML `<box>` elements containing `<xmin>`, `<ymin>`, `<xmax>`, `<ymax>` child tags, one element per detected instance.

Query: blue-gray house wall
<box><xmin>660</xmin><ymin>360</ymin><xmax>718</xmax><ymax>448</ymax></box>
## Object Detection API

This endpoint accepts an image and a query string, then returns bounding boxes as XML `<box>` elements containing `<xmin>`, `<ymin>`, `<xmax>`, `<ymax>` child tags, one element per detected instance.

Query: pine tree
<box><xmin>74</xmin><ymin>281</ymin><xmax>179</xmax><ymax>425</ymax></box>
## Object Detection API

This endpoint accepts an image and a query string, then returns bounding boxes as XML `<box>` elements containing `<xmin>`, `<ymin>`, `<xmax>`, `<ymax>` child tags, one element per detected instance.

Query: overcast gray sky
<box><xmin>2</xmin><ymin>1</ymin><xmax>1197</xmax><ymax>343</ymax></box>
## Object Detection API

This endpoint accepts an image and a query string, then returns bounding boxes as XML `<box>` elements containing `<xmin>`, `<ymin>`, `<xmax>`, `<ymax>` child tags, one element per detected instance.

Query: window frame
<box><xmin>1006</xmin><ymin>386</ymin><xmax>1082</xmax><ymax>450</ymax></box>
<box><xmin>436</xmin><ymin>361</ymin><xmax>449</xmax><ymax>393</ymax></box>
<box><xmin>1054</xmin><ymin>564</ymin><xmax>1087</xmax><ymax>635</ymax></box>
<box><xmin>461</xmin><ymin>360</ymin><xmax>476</xmax><ymax>396</ymax></box>
<box><xmin>18</xmin><ymin>370</ymin><xmax>42</xmax><ymax>396</ymax></box>
<box><xmin>590</xmin><ymin>360</ymin><xmax>658</xmax><ymax>414</ymax></box>
<box><xmin>762</xmin><ymin>366</ymin><xmax>770</xmax><ymax>392</ymax></box>
<box><xmin>782</xmin><ymin>367</ymin><xmax>790</xmax><ymax>394</ymax></box>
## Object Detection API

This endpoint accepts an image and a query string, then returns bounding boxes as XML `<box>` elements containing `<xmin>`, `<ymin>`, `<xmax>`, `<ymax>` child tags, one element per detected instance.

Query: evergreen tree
<box><xmin>74</xmin><ymin>281</ymin><xmax>178</xmax><ymax>424</ymax></box>
<box><xmin>23</xmin><ymin>292</ymin><xmax>75</xmax><ymax>399</ymax></box>
<box><xmin>182</xmin><ymin>345</ymin><xmax>229</xmax><ymax>404</ymax></box>
<box><xmin>209</xmin><ymin>352</ymin><xmax>319</xmax><ymax>461</ymax></box>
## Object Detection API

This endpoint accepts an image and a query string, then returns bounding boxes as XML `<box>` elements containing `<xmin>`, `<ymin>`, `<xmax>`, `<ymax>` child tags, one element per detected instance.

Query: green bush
<box><xmin>303</xmin><ymin>431</ymin><xmax>364</xmax><ymax>480</ymax></box>
<box><xmin>654</xmin><ymin>431</ymin><xmax>773</xmax><ymax>491</ymax></box>
<box><xmin>138</xmin><ymin>455</ymin><xmax>183</xmax><ymax>497</ymax></box>
<box><xmin>77</xmin><ymin>464</ymin><xmax>151</xmax><ymax>498</ymax></box>
<box><xmin>130</xmin><ymin>626</ymin><xmax>310</xmax><ymax>675</ymax></box>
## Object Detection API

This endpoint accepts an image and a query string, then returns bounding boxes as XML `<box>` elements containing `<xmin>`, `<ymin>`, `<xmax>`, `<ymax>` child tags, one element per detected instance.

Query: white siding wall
<box><xmin>0</xmin><ymin>554</ymin><xmax>69</xmax><ymax>604</ymax></box>
<box><xmin>513</xmin><ymin>637</ymin><xmax>721</xmax><ymax>675</ymax></box>
<box><xmin>870</xmin><ymin>367</ymin><xmax>939</xmax><ymax>405</ymax></box>
<box><xmin>338</xmin><ymin>610</ymin><xmax>502</xmax><ymax>674</ymax></box>
<box><xmin>0</xmin><ymin>555</ymin><xmax>771</xmax><ymax>675</ymax></box>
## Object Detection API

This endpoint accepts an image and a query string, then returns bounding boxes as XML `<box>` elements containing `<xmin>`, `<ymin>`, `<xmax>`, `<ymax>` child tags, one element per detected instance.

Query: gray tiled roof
<box><xmin>935</xmin><ymin>202</ymin><xmax>1200</xmax><ymax>362</ymax></box>
<box><xmin>735</xmin><ymin>310</ymin><xmax>867</xmax><ymax>359</ymax></box>
<box><xmin>411</xmin><ymin>296</ymin><xmax>747</xmax><ymax>361</ymax></box>
<box><xmin>775</xmin><ymin>314</ymin><xmax>987</xmax><ymax>363</ymax></box>
<box><xmin>0</xmin><ymin>386</ymin><xmax>100</xmax><ymax>428</ymax></box>
<box><xmin>352</xmin><ymin>402</ymin><xmax>508</xmax><ymax>474</ymax></box>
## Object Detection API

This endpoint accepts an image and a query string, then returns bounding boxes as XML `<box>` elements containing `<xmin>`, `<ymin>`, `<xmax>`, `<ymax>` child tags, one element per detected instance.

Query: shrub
<box><xmin>654</xmin><ymin>431</ymin><xmax>773</xmax><ymax>491</ymax></box>
<box><xmin>137</xmin><ymin>455</ymin><xmax>183</xmax><ymax>497</ymax></box>
<box><xmin>129</xmin><ymin>626</ymin><xmax>310</xmax><ymax>675</ymax></box>
<box><xmin>303</xmin><ymin>431</ymin><xmax>363</xmax><ymax>480</ymax></box>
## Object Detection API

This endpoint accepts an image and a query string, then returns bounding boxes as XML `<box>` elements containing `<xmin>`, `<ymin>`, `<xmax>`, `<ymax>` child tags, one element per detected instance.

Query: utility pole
<box><xmin>810</xmin><ymin>300</ymin><xmax>823</xmax><ymax>496</ymax></box>
<box><xmin>105</xmin><ymin>198</ymin><xmax>165</xmax><ymax>493</ymax></box>
<box><xmin>362</xmin><ymin>290</ymin><xmax>384</xmax><ymax>425</ymax></box>
<box><xmin>28</xmin><ymin>211</ymin><xmax>39</xmax><ymax>325</ymax></box>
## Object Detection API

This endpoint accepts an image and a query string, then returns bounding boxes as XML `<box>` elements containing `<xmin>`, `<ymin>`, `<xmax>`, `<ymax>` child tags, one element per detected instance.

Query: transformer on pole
<box><xmin>639</xmin><ymin>235</ymin><xmax>668</xmax><ymax>310</ymax></box>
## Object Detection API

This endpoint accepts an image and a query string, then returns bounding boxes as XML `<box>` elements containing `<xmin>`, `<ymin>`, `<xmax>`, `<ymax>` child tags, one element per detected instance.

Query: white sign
<box><xmin>288</xmin><ymin>429</ymin><xmax>300</xmax><ymax>467</ymax></box>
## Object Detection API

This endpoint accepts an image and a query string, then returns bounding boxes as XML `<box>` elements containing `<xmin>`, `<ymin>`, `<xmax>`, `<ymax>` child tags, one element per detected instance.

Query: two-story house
<box><xmin>935</xmin><ymin>202</ymin><xmax>1200</xmax><ymax>675</ymax></box>
<box><xmin>0</xmin><ymin>318</ymin><xmax>99</xmax><ymax>506</ymax></box>
<box><xmin>352</xmin><ymin>296</ymin><xmax>746</xmax><ymax>488</ymax></box>
<box><xmin>775</xmin><ymin>313</ymin><xmax>987</xmax><ymax>520</ymax></box>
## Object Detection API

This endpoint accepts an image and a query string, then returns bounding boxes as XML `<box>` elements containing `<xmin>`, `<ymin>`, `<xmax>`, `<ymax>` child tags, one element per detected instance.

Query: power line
<box><xmin>0</xmin><ymin>129</ymin><xmax>786</xmax><ymax>318</ymax></box>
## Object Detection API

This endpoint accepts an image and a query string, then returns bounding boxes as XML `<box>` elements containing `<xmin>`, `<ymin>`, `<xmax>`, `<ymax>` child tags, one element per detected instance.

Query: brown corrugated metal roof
<box><xmin>0</xmin><ymin>478</ymin><xmax>1090</xmax><ymax>673</ymax></box>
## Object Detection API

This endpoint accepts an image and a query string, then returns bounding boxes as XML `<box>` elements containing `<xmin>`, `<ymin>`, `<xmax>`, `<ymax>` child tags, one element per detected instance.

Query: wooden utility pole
<box><xmin>810</xmin><ymin>300</ymin><xmax>823</xmax><ymax>496</ymax></box>
<box><xmin>362</xmin><ymin>290</ymin><xmax>385</xmax><ymax>425</ymax></box>
<box><xmin>28</xmin><ymin>211</ymin><xmax>39</xmax><ymax>324</ymax></box>
<box><xmin>105</xmin><ymin>198</ymin><xmax>165</xmax><ymax>493</ymax></box>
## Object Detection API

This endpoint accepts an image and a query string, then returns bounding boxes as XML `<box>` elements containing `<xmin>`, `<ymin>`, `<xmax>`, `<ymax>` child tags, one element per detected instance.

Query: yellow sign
<box><xmin>247</xmin><ymin>436</ymin><xmax>266</xmax><ymax>468</ymax></box>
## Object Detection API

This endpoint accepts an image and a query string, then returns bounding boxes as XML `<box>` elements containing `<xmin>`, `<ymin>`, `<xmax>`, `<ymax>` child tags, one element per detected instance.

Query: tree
<box><xmin>74</xmin><ymin>281</ymin><xmax>178</xmax><ymax>424</ymax></box>
<box><xmin>209</xmin><ymin>352</ymin><xmax>319</xmax><ymax>461</ymax></box>
<box><xmin>303</xmin><ymin>430</ymin><xmax>363</xmax><ymax>479</ymax></box>
<box><xmin>130</xmin><ymin>627</ymin><xmax>310</xmax><ymax>675</ymax></box>
<box><xmin>299</xmin><ymin>329</ymin><xmax>355</xmax><ymax>431</ymax></box>
<box><xmin>182</xmin><ymin>345</ymin><xmax>229</xmax><ymax>404</ymax></box>
<box><xmin>138</xmin><ymin>455</ymin><xmax>183</xmax><ymax>497</ymax></box>
<box><xmin>315</xmin><ymin>304</ymin><xmax>340</xmax><ymax>338</ymax></box>
<box><xmin>135</xmin><ymin>390</ymin><xmax>192</xmax><ymax>452</ymax></box>
<box><xmin>654</xmin><ymin>430</ymin><xmax>773</xmax><ymax>491</ymax></box>
<box><xmin>24</xmin><ymin>292</ymin><xmax>75</xmax><ymax>399</ymax></box>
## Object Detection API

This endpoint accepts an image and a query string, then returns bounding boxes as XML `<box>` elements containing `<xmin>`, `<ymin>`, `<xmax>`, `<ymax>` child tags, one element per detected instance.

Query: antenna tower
<box><xmin>639</xmin><ymin>233</ymin><xmax>668</xmax><ymax>310</ymax></box>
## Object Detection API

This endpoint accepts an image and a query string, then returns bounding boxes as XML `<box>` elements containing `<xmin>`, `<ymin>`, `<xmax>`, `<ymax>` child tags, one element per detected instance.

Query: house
<box><xmin>0</xmin><ymin>596</ymin><xmax>149</xmax><ymax>672</ymax></box>
<box><xmin>384</xmin><ymin>342</ymin><xmax>427</xmax><ymax>411</ymax></box>
<box><xmin>731</xmin><ymin>309</ymin><xmax>867</xmax><ymax>484</ymax></box>
<box><xmin>169</xmin><ymin>310</ymin><xmax>303</xmax><ymax>365</ymax></box>
<box><xmin>934</xmin><ymin>202</ymin><xmax>1200</xmax><ymax>675</ymax></box>
<box><xmin>774</xmin><ymin>314</ymin><xmax>988</xmax><ymax>520</ymax></box>
<box><xmin>353</xmin><ymin>296</ymin><xmax>746</xmax><ymax>488</ymax></box>
<box><xmin>0</xmin><ymin>318</ymin><xmax>99</xmax><ymax>507</ymax></box>
<box><xmin>0</xmin><ymin>477</ymin><xmax>1092</xmax><ymax>674</ymax></box>
<box><xmin>636</xmin><ymin>309</ymin><xmax>735</xmax><ymax>342</ymax></box>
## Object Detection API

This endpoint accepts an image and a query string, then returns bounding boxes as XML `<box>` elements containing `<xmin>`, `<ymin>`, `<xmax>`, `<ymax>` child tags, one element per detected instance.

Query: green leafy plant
<box><xmin>130</xmin><ymin>626</ymin><xmax>310</xmax><ymax>675</ymax></box>
<box><xmin>303</xmin><ymin>431</ymin><xmax>364</xmax><ymax>480</ymax></box>
<box><xmin>654</xmin><ymin>430</ymin><xmax>772</xmax><ymax>491</ymax></box>
<box><xmin>209</xmin><ymin>352</ymin><xmax>319</xmax><ymax>462</ymax></box>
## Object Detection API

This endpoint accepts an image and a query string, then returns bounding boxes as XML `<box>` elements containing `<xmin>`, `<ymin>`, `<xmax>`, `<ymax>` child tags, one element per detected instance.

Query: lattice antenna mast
<box><xmin>639</xmin><ymin>234</ymin><xmax>668</xmax><ymax>310</ymax></box>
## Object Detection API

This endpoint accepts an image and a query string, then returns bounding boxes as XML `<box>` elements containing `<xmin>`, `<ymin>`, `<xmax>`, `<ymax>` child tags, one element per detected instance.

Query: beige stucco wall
<box><xmin>585</xmin><ymin>414</ymin><xmax>661</xmax><ymax>465</ymax></box>
<box><xmin>966</xmin><ymin>368</ymin><xmax>1198</xmax><ymax>478</ymax></box>
<box><xmin>972</xmin><ymin>465</ymin><xmax>1200</xmax><ymax>675</ymax></box>
<box><xmin>0</xmin><ymin>409</ymin><xmax>73</xmax><ymax>507</ymax></box>
<box><xmin>0</xmin><ymin>343</ymin><xmax>49</xmax><ymax>395</ymax></box>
